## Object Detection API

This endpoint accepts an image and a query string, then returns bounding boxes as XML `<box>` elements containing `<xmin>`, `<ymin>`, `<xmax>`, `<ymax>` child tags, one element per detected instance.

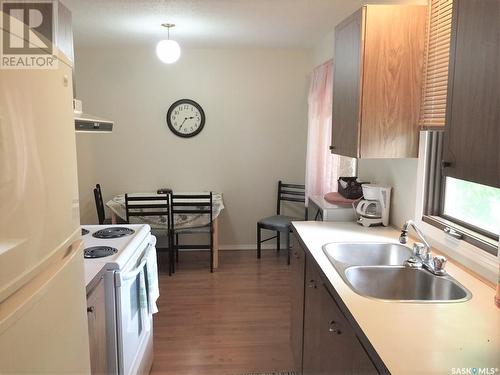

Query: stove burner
<box><xmin>84</xmin><ymin>246</ymin><xmax>118</xmax><ymax>259</ymax></box>
<box><xmin>92</xmin><ymin>227</ymin><xmax>135</xmax><ymax>239</ymax></box>
<box><xmin>81</xmin><ymin>228</ymin><xmax>90</xmax><ymax>236</ymax></box>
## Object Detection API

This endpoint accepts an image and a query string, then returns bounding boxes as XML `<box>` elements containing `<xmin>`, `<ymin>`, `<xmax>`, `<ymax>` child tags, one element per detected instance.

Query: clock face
<box><xmin>166</xmin><ymin>99</ymin><xmax>205</xmax><ymax>138</ymax></box>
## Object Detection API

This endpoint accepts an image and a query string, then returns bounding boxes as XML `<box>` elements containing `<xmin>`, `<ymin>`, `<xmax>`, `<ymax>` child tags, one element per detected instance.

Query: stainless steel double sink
<box><xmin>322</xmin><ymin>242</ymin><xmax>471</xmax><ymax>303</ymax></box>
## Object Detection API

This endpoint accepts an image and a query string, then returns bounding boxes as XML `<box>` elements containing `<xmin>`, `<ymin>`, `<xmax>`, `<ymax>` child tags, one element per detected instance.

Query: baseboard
<box><xmin>219</xmin><ymin>244</ymin><xmax>278</xmax><ymax>251</ymax></box>
<box><xmin>176</xmin><ymin>244</ymin><xmax>282</xmax><ymax>251</ymax></box>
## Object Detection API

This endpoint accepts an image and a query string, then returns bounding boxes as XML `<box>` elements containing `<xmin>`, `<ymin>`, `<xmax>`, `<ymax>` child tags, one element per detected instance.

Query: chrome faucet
<box><xmin>399</xmin><ymin>220</ymin><xmax>447</xmax><ymax>275</ymax></box>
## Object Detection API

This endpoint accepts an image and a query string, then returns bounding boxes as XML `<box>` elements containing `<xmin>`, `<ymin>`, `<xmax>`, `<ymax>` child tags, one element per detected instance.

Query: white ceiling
<box><xmin>63</xmin><ymin>0</ymin><xmax>422</xmax><ymax>48</ymax></box>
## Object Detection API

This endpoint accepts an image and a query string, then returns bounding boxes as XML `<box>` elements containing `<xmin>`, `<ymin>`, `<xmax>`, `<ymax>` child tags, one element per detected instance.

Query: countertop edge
<box><xmin>85</xmin><ymin>266</ymin><xmax>106</xmax><ymax>294</ymax></box>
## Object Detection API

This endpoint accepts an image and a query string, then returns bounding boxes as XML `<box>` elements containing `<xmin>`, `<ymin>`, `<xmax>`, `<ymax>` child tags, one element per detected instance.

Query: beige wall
<box><xmin>75</xmin><ymin>46</ymin><xmax>311</xmax><ymax>247</ymax></box>
<box><xmin>357</xmin><ymin>159</ymin><xmax>419</xmax><ymax>228</ymax></box>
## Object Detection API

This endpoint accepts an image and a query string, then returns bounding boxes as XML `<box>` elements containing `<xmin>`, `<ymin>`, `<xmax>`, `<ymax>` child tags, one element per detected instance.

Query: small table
<box><xmin>106</xmin><ymin>192</ymin><xmax>224</xmax><ymax>269</ymax></box>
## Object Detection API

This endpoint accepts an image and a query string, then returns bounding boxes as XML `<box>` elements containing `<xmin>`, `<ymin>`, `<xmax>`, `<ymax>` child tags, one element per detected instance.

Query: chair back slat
<box><xmin>277</xmin><ymin>180</ymin><xmax>307</xmax><ymax>219</ymax></box>
<box><xmin>127</xmin><ymin>211</ymin><xmax>169</xmax><ymax>217</ymax></box>
<box><xmin>126</xmin><ymin>196</ymin><xmax>169</xmax><ymax>201</ymax></box>
<box><xmin>281</xmin><ymin>196</ymin><xmax>306</xmax><ymax>203</ymax></box>
<box><xmin>171</xmin><ymin>194</ymin><xmax>211</xmax><ymax>199</ymax></box>
<box><xmin>126</xmin><ymin>204</ymin><xmax>168</xmax><ymax>209</ymax></box>
<box><xmin>171</xmin><ymin>202</ymin><xmax>211</xmax><ymax>207</ymax></box>
<box><xmin>125</xmin><ymin>193</ymin><xmax>170</xmax><ymax>229</ymax></box>
<box><xmin>172</xmin><ymin>209</ymin><xmax>212</xmax><ymax>214</ymax></box>
<box><xmin>170</xmin><ymin>192</ymin><xmax>213</xmax><ymax>228</ymax></box>
<box><xmin>280</xmin><ymin>190</ymin><xmax>304</xmax><ymax>196</ymax></box>
<box><xmin>281</xmin><ymin>183</ymin><xmax>305</xmax><ymax>189</ymax></box>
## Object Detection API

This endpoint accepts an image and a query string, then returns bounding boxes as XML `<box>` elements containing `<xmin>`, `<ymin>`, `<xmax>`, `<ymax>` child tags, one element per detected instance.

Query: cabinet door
<box><xmin>302</xmin><ymin>258</ymin><xmax>322</xmax><ymax>375</ymax></box>
<box><xmin>331</xmin><ymin>8</ymin><xmax>364</xmax><ymax>158</ymax></box>
<box><xmin>318</xmin><ymin>284</ymin><xmax>377</xmax><ymax>375</ymax></box>
<box><xmin>303</xmin><ymin>256</ymin><xmax>378</xmax><ymax>375</ymax></box>
<box><xmin>443</xmin><ymin>0</ymin><xmax>499</xmax><ymax>188</ymax></box>
<box><xmin>360</xmin><ymin>5</ymin><xmax>426</xmax><ymax>158</ymax></box>
<box><xmin>290</xmin><ymin>236</ymin><xmax>306</xmax><ymax>373</ymax></box>
<box><xmin>87</xmin><ymin>276</ymin><xmax>108</xmax><ymax>375</ymax></box>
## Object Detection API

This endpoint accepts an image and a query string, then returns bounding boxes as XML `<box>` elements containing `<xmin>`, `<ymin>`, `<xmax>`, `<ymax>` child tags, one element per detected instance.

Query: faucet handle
<box><xmin>412</xmin><ymin>242</ymin><xmax>427</xmax><ymax>257</ymax></box>
<box><xmin>432</xmin><ymin>255</ymin><xmax>447</xmax><ymax>275</ymax></box>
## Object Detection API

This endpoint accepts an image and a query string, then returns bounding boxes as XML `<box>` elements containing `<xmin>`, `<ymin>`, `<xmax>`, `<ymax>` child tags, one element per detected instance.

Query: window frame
<box><xmin>422</xmin><ymin>216</ymin><xmax>498</xmax><ymax>256</ymax></box>
<box><xmin>421</xmin><ymin>133</ymin><xmax>499</xmax><ymax>257</ymax></box>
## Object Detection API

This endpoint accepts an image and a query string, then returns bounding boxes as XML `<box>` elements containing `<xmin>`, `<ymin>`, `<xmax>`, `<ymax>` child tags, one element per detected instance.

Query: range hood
<box><xmin>73</xmin><ymin>99</ymin><xmax>113</xmax><ymax>133</ymax></box>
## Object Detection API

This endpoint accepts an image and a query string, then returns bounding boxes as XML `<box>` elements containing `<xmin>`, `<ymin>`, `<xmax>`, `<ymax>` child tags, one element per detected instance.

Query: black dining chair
<box><xmin>170</xmin><ymin>192</ymin><xmax>214</xmax><ymax>273</ymax></box>
<box><xmin>257</xmin><ymin>181</ymin><xmax>307</xmax><ymax>265</ymax></box>
<box><xmin>93</xmin><ymin>184</ymin><xmax>111</xmax><ymax>225</ymax></box>
<box><xmin>93</xmin><ymin>184</ymin><xmax>127</xmax><ymax>225</ymax></box>
<box><xmin>125</xmin><ymin>193</ymin><xmax>173</xmax><ymax>275</ymax></box>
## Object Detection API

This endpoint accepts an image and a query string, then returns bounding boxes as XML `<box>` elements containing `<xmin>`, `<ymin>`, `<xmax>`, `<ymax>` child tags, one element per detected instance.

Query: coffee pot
<box><xmin>356</xmin><ymin>184</ymin><xmax>391</xmax><ymax>227</ymax></box>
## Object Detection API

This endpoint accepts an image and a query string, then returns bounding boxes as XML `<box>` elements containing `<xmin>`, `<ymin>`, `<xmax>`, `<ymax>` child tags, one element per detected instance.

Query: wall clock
<box><xmin>166</xmin><ymin>99</ymin><xmax>205</xmax><ymax>138</ymax></box>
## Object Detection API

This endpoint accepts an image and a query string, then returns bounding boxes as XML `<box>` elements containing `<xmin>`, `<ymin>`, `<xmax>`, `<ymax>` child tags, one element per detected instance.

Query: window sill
<box><xmin>422</xmin><ymin>215</ymin><xmax>498</xmax><ymax>256</ymax></box>
<box><xmin>415</xmin><ymin>217</ymin><xmax>498</xmax><ymax>285</ymax></box>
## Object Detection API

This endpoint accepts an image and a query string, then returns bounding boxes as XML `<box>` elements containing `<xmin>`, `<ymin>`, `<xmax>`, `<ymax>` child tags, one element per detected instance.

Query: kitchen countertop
<box><xmin>292</xmin><ymin>221</ymin><xmax>499</xmax><ymax>374</ymax></box>
<box><xmin>84</xmin><ymin>262</ymin><xmax>106</xmax><ymax>292</ymax></box>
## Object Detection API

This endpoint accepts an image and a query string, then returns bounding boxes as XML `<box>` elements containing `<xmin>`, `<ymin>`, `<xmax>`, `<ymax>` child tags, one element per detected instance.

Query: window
<box><xmin>442</xmin><ymin>177</ymin><xmax>500</xmax><ymax>237</ymax></box>
<box><xmin>419</xmin><ymin>0</ymin><xmax>499</xmax><ymax>256</ymax></box>
<box><xmin>422</xmin><ymin>131</ymin><xmax>499</xmax><ymax>256</ymax></box>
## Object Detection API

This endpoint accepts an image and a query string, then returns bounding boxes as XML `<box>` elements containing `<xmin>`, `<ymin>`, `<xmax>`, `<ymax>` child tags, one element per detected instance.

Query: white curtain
<box><xmin>305</xmin><ymin>60</ymin><xmax>340</xmax><ymax>205</ymax></box>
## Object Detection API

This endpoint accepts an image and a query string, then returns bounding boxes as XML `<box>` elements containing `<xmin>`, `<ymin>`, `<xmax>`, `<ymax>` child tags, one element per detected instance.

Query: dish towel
<box><xmin>145</xmin><ymin>244</ymin><xmax>160</xmax><ymax>314</ymax></box>
<box><xmin>138</xmin><ymin>269</ymin><xmax>151</xmax><ymax>332</ymax></box>
<box><xmin>138</xmin><ymin>243</ymin><xmax>159</xmax><ymax>332</ymax></box>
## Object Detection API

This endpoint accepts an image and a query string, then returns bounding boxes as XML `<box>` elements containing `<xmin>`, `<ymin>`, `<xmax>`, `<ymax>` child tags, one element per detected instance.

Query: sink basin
<box><xmin>323</xmin><ymin>242</ymin><xmax>412</xmax><ymax>266</ymax></box>
<box><xmin>344</xmin><ymin>266</ymin><xmax>471</xmax><ymax>302</ymax></box>
<box><xmin>322</xmin><ymin>242</ymin><xmax>471</xmax><ymax>303</ymax></box>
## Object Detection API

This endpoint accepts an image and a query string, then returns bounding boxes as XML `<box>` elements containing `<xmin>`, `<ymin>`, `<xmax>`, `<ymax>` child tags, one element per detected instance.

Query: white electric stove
<box><xmin>81</xmin><ymin>224</ymin><xmax>150</xmax><ymax>285</ymax></box>
<box><xmin>81</xmin><ymin>224</ymin><xmax>157</xmax><ymax>375</ymax></box>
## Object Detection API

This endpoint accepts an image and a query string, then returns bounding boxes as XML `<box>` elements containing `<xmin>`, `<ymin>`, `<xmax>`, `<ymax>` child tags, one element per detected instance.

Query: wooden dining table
<box><xmin>106</xmin><ymin>192</ymin><xmax>224</xmax><ymax>269</ymax></box>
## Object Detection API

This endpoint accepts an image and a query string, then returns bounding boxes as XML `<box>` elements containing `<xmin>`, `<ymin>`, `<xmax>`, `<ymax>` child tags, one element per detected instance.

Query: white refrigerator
<box><xmin>0</xmin><ymin>16</ymin><xmax>91</xmax><ymax>374</ymax></box>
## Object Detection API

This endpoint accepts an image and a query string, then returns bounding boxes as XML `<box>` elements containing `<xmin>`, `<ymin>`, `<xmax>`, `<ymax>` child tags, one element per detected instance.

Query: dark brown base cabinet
<box><xmin>290</xmin><ymin>238</ymin><xmax>306</xmax><ymax>370</ymax></box>
<box><xmin>290</xmin><ymin>233</ymin><xmax>382</xmax><ymax>375</ymax></box>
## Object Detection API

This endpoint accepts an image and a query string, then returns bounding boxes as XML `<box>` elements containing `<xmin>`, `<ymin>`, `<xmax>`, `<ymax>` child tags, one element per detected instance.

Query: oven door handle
<box><xmin>119</xmin><ymin>243</ymin><xmax>152</xmax><ymax>282</ymax></box>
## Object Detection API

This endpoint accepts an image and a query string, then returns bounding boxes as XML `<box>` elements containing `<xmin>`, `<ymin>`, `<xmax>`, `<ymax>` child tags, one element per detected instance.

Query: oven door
<box><xmin>115</xmin><ymin>236</ymin><xmax>155</xmax><ymax>375</ymax></box>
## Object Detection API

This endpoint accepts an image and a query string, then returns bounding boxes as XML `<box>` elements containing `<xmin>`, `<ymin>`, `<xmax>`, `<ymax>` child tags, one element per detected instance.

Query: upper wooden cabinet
<box><xmin>442</xmin><ymin>0</ymin><xmax>499</xmax><ymax>188</ymax></box>
<box><xmin>331</xmin><ymin>5</ymin><xmax>426</xmax><ymax>158</ymax></box>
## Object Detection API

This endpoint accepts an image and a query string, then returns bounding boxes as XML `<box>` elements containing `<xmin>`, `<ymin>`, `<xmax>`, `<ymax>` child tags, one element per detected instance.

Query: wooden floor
<box><xmin>151</xmin><ymin>250</ymin><xmax>294</xmax><ymax>375</ymax></box>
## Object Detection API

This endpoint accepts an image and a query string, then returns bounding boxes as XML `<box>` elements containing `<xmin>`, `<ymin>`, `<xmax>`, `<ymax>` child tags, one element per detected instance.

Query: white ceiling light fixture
<box><xmin>156</xmin><ymin>23</ymin><xmax>181</xmax><ymax>64</ymax></box>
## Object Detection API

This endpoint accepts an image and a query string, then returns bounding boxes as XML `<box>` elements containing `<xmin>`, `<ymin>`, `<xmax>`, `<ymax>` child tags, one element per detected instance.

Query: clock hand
<box><xmin>178</xmin><ymin>117</ymin><xmax>188</xmax><ymax>130</ymax></box>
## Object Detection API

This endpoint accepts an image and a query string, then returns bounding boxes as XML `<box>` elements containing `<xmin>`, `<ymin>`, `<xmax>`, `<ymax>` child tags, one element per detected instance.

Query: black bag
<box><xmin>337</xmin><ymin>177</ymin><xmax>366</xmax><ymax>200</ymax></box>
<box><xmin>157</xmin><ymin>188</ymin><xmax>172</xmax><ymax>194</ymax></box>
